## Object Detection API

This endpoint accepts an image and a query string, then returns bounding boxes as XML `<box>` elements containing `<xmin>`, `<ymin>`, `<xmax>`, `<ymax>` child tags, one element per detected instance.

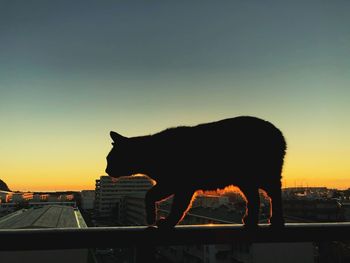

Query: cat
<box><xmin>105</xmin><ymin>116</ymin><xmax>287</xmax><ymax>228</ymax></box>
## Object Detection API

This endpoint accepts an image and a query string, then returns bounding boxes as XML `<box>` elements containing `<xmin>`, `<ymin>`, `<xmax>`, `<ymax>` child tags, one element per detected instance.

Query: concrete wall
<box><xmin>251</xmin><ymin>242</ymin><xmax>315</xmax><ymax>263</ymax></box>
<box><xmin>0</xmin><ymin>249</ymin><xmax>89</xmax><ymax>263</ymax></box>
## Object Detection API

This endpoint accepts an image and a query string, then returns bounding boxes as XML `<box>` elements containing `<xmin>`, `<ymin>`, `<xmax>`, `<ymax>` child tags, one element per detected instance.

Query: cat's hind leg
<box><xmin>263</xmin><ymin>179</ymin><xmax>284</xmax><ymax>227</ymax></box>
<box><xmin>240</xmin><ymin>185</ymin><xmax>260</xmax><ymax>228</ymax></box>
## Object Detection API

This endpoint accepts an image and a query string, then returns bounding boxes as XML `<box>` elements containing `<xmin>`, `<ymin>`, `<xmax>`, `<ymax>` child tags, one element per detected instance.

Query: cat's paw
<box><xmin>146</xmin><ymin>213</ymin><xmax>156</xmax><ymax>225</ymax></box>
<box><xmin>156</xmin><ymin>218</ymin><xmax>175</xmax><ymax>230</ymax></box>
<box><xmin>243</xmin><ymin>222</ymin><xmax>259</xmax><ymax>231</ymax></box>
<box><xmin>269</xmin><ymin>216</ymin><xmax>285</xmax><ymax>227</ymax></box>
<box><xmin>242</xmin><ymin>217</ymin><xmax>259</xmax><ymax>231</ymax></box>
<box><xmin>269</xmin><ymin>219</ymin><xmax>285</xmax><ymax>229</ymax></box>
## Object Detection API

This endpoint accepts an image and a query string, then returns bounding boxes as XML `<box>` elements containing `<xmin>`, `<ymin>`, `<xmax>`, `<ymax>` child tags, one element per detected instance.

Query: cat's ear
<box><xmin>110</xmin><ymin>131</ymin><xmax>128</xmax><ymax>142</ymax></box>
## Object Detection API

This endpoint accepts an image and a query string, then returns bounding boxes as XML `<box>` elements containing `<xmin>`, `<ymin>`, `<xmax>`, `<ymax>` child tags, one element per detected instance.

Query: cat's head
<box><xmin>105</xmin><ymin>131</ymin><xmax>136</xmax><ymax>178</ymax></box>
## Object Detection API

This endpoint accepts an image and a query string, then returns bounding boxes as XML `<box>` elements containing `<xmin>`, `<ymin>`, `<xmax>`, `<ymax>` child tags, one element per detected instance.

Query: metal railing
<box><xmin>0</xmin><ymin>223</ymin><xmax>350</xmax><ymax>251</ymax></box>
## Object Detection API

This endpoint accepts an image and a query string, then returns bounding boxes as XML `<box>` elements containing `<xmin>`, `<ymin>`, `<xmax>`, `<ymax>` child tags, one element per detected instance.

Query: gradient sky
<box><xmin>1</xmin><ymin>1</ymin><xmax>349</xmax><ymax>191</ymax></box>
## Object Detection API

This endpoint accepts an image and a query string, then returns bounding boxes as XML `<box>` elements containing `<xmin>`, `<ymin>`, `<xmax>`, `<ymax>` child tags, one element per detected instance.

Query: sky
<box><xmin>0</xmin><ymin>1</ymin><xmax>349</xmax><ymax>191</ymax></box>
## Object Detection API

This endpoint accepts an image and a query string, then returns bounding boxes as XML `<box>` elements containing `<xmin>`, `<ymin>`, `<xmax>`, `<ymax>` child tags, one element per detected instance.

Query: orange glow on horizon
<box><xmin>5</xmin><ymin>175</ymin><xmax>350</xmax><ymax>193</ymax></box>
<box><xmin>2</xmin><ymin>148</ymin><xmax>350</xmax><ymax>192</ymax></box>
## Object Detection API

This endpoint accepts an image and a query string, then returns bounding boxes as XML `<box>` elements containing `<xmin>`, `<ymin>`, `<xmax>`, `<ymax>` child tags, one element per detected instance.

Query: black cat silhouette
<box><xmin>106</xmin><ymin>116</ymin><xmax>286</xmax><ymax>228</ymax></box>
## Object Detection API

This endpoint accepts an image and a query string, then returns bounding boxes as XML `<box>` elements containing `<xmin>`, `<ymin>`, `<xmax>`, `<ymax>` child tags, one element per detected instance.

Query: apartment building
<box><xmin>80</xmin><ymin>190</ymin><xmax>95</xmax><ymax>210</ymax></box>
<box><xmin>94</xmin><ymin>175</ymin><xmax>153</xmax><ymax>219</ymax></box>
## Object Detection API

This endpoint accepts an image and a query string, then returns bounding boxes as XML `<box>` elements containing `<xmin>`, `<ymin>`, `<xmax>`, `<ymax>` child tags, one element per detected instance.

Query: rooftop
<box><xmin>0</xmin><ymin>205</ymin><xmax>85</xmax><ymax>229</ymax></box>
<box><xmin>187</xmin><ymin>205</ymin><xmax>242</xmax><ymax>223</ymax></box>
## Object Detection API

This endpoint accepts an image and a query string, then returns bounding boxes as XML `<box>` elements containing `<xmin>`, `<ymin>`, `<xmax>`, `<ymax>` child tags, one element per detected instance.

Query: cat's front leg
<box><xmin>157</xmin><ymin>191</ymin><xmax>194</xmax><ymax>229</ymax></box>
<box><xmin>145</xmin><ymin>184</ymin><xmax>173</xmax><ymax>225</ymax></box>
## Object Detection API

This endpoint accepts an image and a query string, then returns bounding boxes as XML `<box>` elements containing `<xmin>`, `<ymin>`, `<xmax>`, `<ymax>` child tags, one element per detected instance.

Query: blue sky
<box><xmin>0</xmin><ymin>1</ymin><xmax>349</xmax><ymax>190</ymax></box>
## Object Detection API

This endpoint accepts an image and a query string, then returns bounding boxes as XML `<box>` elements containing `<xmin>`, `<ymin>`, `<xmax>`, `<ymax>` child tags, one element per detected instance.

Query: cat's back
<box><xmin>144</xmin><ymin>116</ymin><xmax>286</xmax><ymax>178</ymax></box>
<box><xmin>195</xmin><ymin>116</ymin><xmax>272</xmax><ymax>131</ymax></box>
<box><xmin>152</xmin><ymin>116</ymin><xmax>284</xmax><ymax>144</ymax></box>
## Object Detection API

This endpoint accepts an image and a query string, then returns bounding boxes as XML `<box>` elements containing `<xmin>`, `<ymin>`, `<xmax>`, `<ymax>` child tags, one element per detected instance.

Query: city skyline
<box><xmin>1</xmin><ymin>1</ymin><xmax>350</xmax><ymax>191</ymax></box>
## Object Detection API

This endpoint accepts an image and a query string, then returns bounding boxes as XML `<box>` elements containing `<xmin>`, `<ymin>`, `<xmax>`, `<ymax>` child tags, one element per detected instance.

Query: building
<box><xmin>80</xmin><ymin>190</ymin><xmax>95</xmax><ymax>210</ymax></box>
<box><xmin>11</xmin><ymin>192</ymin><xmax>34</xmax><ymax>202</ymax></box>
<box><xmin>29</xmin><ymin>193</ymin><xmax>50</xmax><ymax>202</ymax></box>
<box><xmin>0</xmin><ymin>190</ymin><xmax>12</xmax><ymax>203</ymax></box>
<box><xmin>282</xmin><ymin>187</ymin><xmax>331</xmax><ymax>200</ymax></box>
<box><xmin>192</xmin><ymin>194</ymin><xmax>230</xmax><ymax>208</ymax></box>
<box><xmin>48</xmin><ymin>195</ymin><xmax>59</xmax><ymax>202</ymax></box>
<box><xmin>283</xmin><ymin>199</ymin><xmax>343</xmax><ymax>221</ymax></box>
<box><xmin>94</xmin><ymin>175</ymin><xmax>153</xmax><ymax>219</ymax></box>
<box><xmin>0</xmin><ymin>205</ymin><xmax>92</xmax><ymax>263</ymax></box>
<box><xmin>123</xmin><ymin>194</ymin><xmax>147</xmax><ymax>225</ymax></box>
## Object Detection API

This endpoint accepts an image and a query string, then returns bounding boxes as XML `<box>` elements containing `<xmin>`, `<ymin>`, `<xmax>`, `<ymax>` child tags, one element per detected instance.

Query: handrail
<box><xmin>0</xmin><ymin>223</ymin><xmax>350</xmax><ymax>251</ymax></box>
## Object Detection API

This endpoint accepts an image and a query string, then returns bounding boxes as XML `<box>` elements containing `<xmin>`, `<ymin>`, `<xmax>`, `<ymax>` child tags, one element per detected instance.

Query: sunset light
<box><xmin>1</xmin><ymin>1</ymin><xmax>349</xmax><ymax>192</ymax></box>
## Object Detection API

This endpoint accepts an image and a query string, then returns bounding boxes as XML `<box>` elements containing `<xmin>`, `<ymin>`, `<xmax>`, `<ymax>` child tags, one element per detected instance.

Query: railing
<box><xmin>1</xmin><ymin>223</ymin><xmax>350</xmax><ymax>262</ymax></box>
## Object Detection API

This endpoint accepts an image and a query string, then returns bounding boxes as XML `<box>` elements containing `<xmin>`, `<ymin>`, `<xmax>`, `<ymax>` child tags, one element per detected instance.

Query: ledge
<box><xmin>1</xmin><ymin>223</ymin><xmax>349</xmax><ymax>251</ymax></box>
